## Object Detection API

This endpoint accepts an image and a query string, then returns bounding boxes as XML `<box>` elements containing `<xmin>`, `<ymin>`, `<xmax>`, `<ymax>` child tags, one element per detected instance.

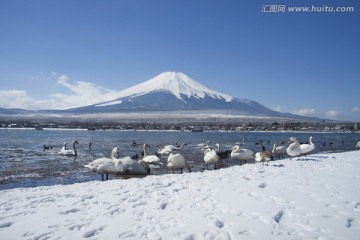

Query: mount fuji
<box><xmin>68</xmin><ymin>72</ymin><xmax>296</xmax><ymax>118</ymax></box>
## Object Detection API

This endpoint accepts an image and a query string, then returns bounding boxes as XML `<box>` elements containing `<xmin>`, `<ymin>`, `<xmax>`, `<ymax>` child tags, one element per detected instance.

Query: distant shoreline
<box><xmin>1</xmin><ymin>112</ymin><xmax>357</xmax><ymax>132</ymax></box>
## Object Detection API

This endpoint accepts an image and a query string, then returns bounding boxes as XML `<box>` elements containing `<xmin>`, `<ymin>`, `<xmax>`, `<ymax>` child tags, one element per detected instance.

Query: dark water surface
<box><xmin>1</xmin><ymin>128</ymin><xmax>359</xmax><ymax>190</ymax></box>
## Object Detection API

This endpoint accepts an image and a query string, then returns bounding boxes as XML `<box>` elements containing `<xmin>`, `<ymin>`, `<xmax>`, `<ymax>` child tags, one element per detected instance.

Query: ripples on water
<box><xmin>0</xmin><ymin>129</ymin><xmax>359</xmax><ymax>190</ymax></box>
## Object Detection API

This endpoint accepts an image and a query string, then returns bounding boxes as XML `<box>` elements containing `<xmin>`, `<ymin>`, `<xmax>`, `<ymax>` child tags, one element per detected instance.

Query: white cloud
<box><xmin>325</xmin><ymin>110</ymin><xmax>342</xmax><ymax>119</ymax></box>
<box><xmin>351</xmin><ymin>106</ymin><xmax>360</xmax><ymax>113</ymax></box>
<box><xmin>0</xmin><ymin>75</ymin><xmax>122</xmax><ymax>110</ymax></box>
<box><xmin>273</xmin><ymin>105</ymin><xmax>283</xmax><ymax>112</ymax></box>
<box><xmin>0</xmin><ymin>90</ymin><xmax>39</xmax><ymax>109</ymax></box>
<box><xmin>51</xmin><ymin>74</ymin><xmax>121</xmax><ymax>109</ymax></box>
<box><xmin>292</xmin><ymin>108</ymin><xmax>316</xmax><ymax>116</ymax></box>
<box><xmin>291</xmin><ymin>108</ymin><xmax>345</xmax><ymax>120</ymax></box>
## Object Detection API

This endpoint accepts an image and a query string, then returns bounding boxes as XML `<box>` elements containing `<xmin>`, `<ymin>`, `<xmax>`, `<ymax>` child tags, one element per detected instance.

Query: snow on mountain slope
<box><xmin>96</xmin><ymin>72</ymin><xmax>233</xmax><ymax>106</ymax></box>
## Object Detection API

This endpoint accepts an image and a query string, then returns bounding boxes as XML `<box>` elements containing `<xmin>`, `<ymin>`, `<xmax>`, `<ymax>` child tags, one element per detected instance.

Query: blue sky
<box><xmin>0</xmin><ymin>0</ymin><xmax>359</xmax><ymax>121</ymax></box>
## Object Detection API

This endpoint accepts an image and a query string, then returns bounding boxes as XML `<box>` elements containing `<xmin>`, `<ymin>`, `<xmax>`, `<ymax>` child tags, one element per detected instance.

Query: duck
<box><xmin>272</xmin><ymin>143</ymin><xmax>287</xmax><ymax>159</ymax></box>
<box><xmin>142</xmin><ymin>144</ymin><xmax>161</xmax><ymax>164</ymax></box>
<box><xmin>230</xmin><ymin>145</ymin><xmax>254</xmax><ymax>164</ymax></box>
<box><xmin>167</xmin><ymin>152</ymin><xmax>191</xmax><ymax>174</ymax></box>
<box><xmin>84</xmin><ymin>147</ymin><xmax>119</xmax><ymax>180</ymax></box>
<box><xmin>255</xmin><ymin>146</ymin><xmax>273</xmax><ymax>166</ymax></box>
<box><xmin>43</xmin><ymin>145</ymin><xmax>53</xmax><ymax>150</ymax></box>
<box><xmin>204</xmin><ymin>148</ymin><xmax>219</xmax><ymax>170</ymax></box>
<box><xmin>287</xmin><ymin>137</ymin><xmax>301</xmax><ymax>160</ymax></box>
<box><xmin>59</xmin><ymin>140</ymin><xmax>78</xmax><ymax>157</ymax></box>
<box><xmin>300</xmin><ymin>136</ymin><xmax>315</xmax><ymax>156</ymax></box>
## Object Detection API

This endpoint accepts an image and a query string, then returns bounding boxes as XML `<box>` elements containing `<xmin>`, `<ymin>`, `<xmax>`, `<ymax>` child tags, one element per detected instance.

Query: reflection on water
<box><xmin>0</xmin><ymin>129</ymin><xmax>359</xmax><ymax>190</ymax></box>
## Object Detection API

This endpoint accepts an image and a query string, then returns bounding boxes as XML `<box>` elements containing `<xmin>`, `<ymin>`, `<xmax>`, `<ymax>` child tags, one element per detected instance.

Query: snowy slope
<box><xmin>94</xmin><ymin>72</ymin><xmax>232</xmax><ymax>107</ymax></box>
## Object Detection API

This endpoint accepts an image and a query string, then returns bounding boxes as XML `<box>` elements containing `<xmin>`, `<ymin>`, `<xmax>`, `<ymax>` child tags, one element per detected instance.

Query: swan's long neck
<box><xmin>73</xmin><ymin>142</ymin><xmax>78</xmax><ymax>156</ymax></box>
<box><xmin>309</xmin><ymin>137</ymin><xmax>314</xmax><ymax>145</ymax></box>
<box><xmin>179</xmin><ymin>143</ymin><xmax>186</xmax><ymax>149</ymax></box>
<box><xmin>139</xmin><ymin>160</ymin><xmax>150</xmax><ymax>173</ymax></box>
<box><xmin>290</xmin><ymin>140</ymin><xmax>299</xmax><ymax>150</ymax></box>
<box><xmin>111</xmin><ymin>150</ymin><xmax>118</xmax><ymax>160</ymax></box>
<box><xmin>232</xmin><ymin>145</ymin><xmax>240</xmax><ymax>153</ymax></box>
<box><xmin>143</xmin><ymin>144</ymin><xmax>149</xmax><ymax>157</ymax></box>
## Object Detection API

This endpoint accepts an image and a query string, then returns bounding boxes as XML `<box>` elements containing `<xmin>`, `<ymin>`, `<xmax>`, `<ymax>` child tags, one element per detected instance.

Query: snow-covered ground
<box><xmin>1</xmin><ymin>151</ymin><xmax>360</xmax><ymax>240</ymax></box>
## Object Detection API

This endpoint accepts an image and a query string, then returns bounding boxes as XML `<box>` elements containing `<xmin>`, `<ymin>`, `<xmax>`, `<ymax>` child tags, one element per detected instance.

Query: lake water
<box><xmin>0</xmin><ymin>128</ymin><xmax>359</xmax><ymax>190</ymax></box>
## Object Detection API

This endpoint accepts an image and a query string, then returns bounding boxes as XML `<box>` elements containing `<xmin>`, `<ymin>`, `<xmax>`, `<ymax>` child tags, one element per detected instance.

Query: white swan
<box><xmin>255</xmin><ymin>146</ymin><xmax>273</xmax><ymax>165</ymax></box>
<box><xmin>197</xmin><ymin>141</ymin><xmax>210</xmax><ymax>149</ymax></box>
<box><xmin>94</xmin><ymin>158</ymin><xmax>150</xmax><ymax>180</ymax></box>
<box><xmin>235</xmin><ymin>138</ymin><xmax>246</xmax><ymax>147</ymax></box>
<box><xmin>84</xmin><ymin>147</ymin><xmax>150</xmax><ymax>180</ymax></box>
<box><xmin>167</xmin><ymin>153</ymin><xmax>191</xmax><ymax>174</ymax></box>
<box><xmin>300</xmin><ymin>136</ymin><xmax>315</xmax><ymax>156</ymax></box>
<box><xmin>142</xmin><ymin>144</ymin><xmax>161</xmax><ymax>164</ymax></box>
<box><xmin>230</xmin><ymin>145</ymin><xmax>254</xmax><ymax>164</ymax></box>
<box><xmin>287</xmin><ymin>137</ymin><xmax>301</xmax><ymax>159</ymax></box>
<box><xmin>59</xmin><ymin>140</ymin><xmax>78</xmax><ymax>156</ymax></box>
<box><xmin>272</xmin><ymin>143</ymin><xmax>287</xmax><ymax>159</ymax></box>
<box><xmin>356</xmin><ymin>141</ymin><xmax>360</xmax><ymax>149</ymax></box>
<box><xmin>158</xmin><ymin>143</ymin><xmax>187</xmax><ymax>155</ymax></box>
<box><xmin>204</xmin><ymin>148</ymin><xmax>219</xmax><ymax>170</ymax></box>
<box><xmin>84</xmin><ymin>147</ymin><xmax>119</xmax><ymax>180</ymax></box>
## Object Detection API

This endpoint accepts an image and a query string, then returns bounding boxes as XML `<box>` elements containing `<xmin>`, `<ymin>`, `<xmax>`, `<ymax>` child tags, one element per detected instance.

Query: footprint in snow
<box><xmin>346</xmin><ymin>218</ymin><xmax>354</xmax><ymax>228</ymax></box>
<box><xmin>258</xmin><ymin>183</ymin><xmax>267</xmax><ymax>188</ymax></box>
<box><xmin>0</xmin><ymin>222</ymin><xmax>13</xmax><ymax>228</ymax></box>
<box><xmin>274</xmin><ymin>210</ymin><xmax>284</xmax><ymax>223</ymax></box>
<box><xmin>215</xmin><ymin>219</ymin><xmax>224</xmax><ymax>228</ymax></box>
<box><xmin>159</xmin><ymin>202</ymin><xmax>167</xmax><ymax>210</ymax></box>
<box><xmin>83</xmin><ymin>226</ymin><xmax>106</xmax><ymax>238</ymax></box>
<box><xmin>59</xmin><ymin>208</ymin><xmax>81</xmax><ymax>215</ymax></box>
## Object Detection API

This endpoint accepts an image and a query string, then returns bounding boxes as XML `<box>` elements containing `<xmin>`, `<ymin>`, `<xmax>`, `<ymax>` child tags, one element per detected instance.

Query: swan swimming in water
<box><xmin>287</xmin><ymin>137</ymin><xmax>301</xmax><ymax>160</ymax></box>
<box><xmin>300</xmin><ymin>136</ymin><xmax>315</xmax><ymax>156</ymax></box>
<box><xmin>197</xmin><ymin>141</ymin><xmax>210</xmax><ymax>149</ymax></box>
<box><xmin>204</xmin><ymin>148</ymin><xmax>219</xmax><ymax>170</ymax></box>
<box><xmin>167</xmin><ymin>152</ymin><xmax>191</xmax><ymax>174</ymax></box>
<box><xmin>158</xmin><ymin>143</ymin><xmax>187</xmax><ymax>155</ymax></box>
<box><xmin>59</xmin><ymin>141</ymin><xmax>78</xmax><ymax>157</ymax></box>
<box><xmin>230</xmin><ymin>145</ymin><xmax>254</xmax><ymax>164</ymax></box>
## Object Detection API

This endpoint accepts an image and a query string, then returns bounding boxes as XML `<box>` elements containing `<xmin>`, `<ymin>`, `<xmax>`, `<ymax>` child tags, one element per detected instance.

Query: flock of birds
<box><xmin>56</xmin><ymin>136</ymin><xmax>318</xmax><ymax>181</ymax></box>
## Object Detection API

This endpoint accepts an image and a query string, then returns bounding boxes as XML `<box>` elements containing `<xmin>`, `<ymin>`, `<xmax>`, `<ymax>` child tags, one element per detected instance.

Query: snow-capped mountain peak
<box><xmin>72</xmin><ymin>71</ymin><xmax>292</xmax><ymax>118</ymax></box>
<box><xmin>111</xmin><ymin>72</ymin><xmax>233</xmax><ymax>103</ymax></box>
